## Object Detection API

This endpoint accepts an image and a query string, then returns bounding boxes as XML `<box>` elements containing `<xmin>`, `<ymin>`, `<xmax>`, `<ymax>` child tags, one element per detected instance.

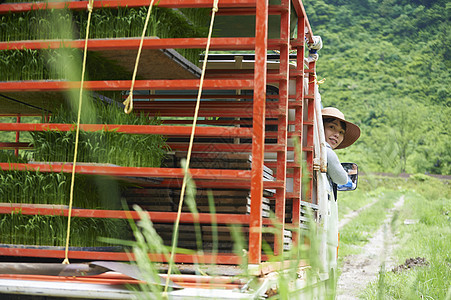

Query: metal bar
<box><xmin>14</xmin><ymin>116</ymin><xmax>20</xmax><ymax>156</ymax></box>
<box><xmin>290</xmin><ymin>14</ymin><xmax>306</xmax><ymax>246</ymax></box>
<box><xmin>0</xmin><ymin>38</ymin><xmax>256</xmax><ymax>51</ymax></box>
<box><xmin>0</xmin><ymin>142</ymin><xmax>31</xmax><ymax>149</ymax></box>
<box><xmin>291</xmin><ymin>0</ymin><xmax>313</xmax><ymax>43</ymax></box>
<box><xmin>166</xmin><ymin>143</ymin><xmax>286</xmax><ymax>153</ymax></box>
<box><xmin>314</xmin><ymin>85</ymin><xmax>328</xmax><ymax>172</ymax></box>
<box><xmin>133</xmin><ymin>101</ymin><xmax>283</xmax><ymax>117</ymax></box>
<box><xmin>0</xmin><ymin>0</ymin><xmax>258</xmax><ymax>14</ymax></box>
<box><xmin>0</xmin><ymin>273</ymin><xmax>246</xmax><ymax>289</ymax></box>
<box><xmin>248</xmin><ymin>0</ymin><xmax>268</xmax><ymax>265</ymax></box>
<box><xmin>133</xmin><ymin>99</ymin><xmax>300</xmax><ymax>109</ymax></box>
<box><xmin>0</xmin><ymin>273</ymin><xmax>141</xmax><ymax>285</ymax></box>
<box><xmin>204</xmin><ymin>71</ymin><xmax>290</xmax><ymax>81</ymax></box>
<box><xmin>0</xmin><ymin>79</ymin><xmax>254</xmax><ymax>92</ymax></box>
<box><xmin>265</xmin><ymin>161</ymin><xmax>302</xmax><ymax>169</ymax></box>
<box><xmin>273</xmin><ymin>0</ymin><xmax>290</xmax><ymax>256</ymax></box>
<box><xmin>0</xmin><ymin>114</ymin><xmax>42</xmax><ymax>117</ymax></box>
<box><xmin>132</xmin><ymin>100</ymin><xmax>278</xmax><ymax>108</ymax></box>
<box><xmin>128</xmin><ymin>94</ymin><xmax>256</xmax><ymax>100</ymax></box>
<box><xmin>0</xmin><ymin>38</ymin><xmax>286</xmax><ymax>51</ymax></box>
<box><xmin>0</xmin><ymin>204</ymin><xmax>251</xmax><ymax>224</ymax></box>
<box><xmin>0</xmin><ymin>247</ymin><xmax>244</xmax><ymax>264</ymax></box>
<box><xmin>305</xmin><ymin>59</ymin><xmax>316</xmax><ymax>204</ymax></box>
<box><xmin>206</xmin><ymin>69</ymin><xmax>314</xmax><ymax>79</ymax></box>
<box><xmin>135</xmin><ymin>109</ymin><xmax>283</xmax><ymax>118</ymax></box>
<box><xmin>0</xmin><ymin>163</ymin><xmax>251</xmax><ymax>181</ymax></box>
<box><xmin>0</xmin><ymin>123</ymin><xmax>252</xmax><ymax>138</ymax></box>
<box><xmin>163</xmin><ymin>119</ymin><xmax>286</xmax><ymax>126</ymax></box>
<box><xmin>145</xmin><ymin>178</ymin><xmax>279</xmax><ymax>191</ymax></box>
<box><xmin>159</xmin><ymin>274</ymin><xmax>246</xmax><ymax>285</ymax></box>
<box><xmin>216</xmin><ymin>6</ymin><xmax>284</xmax><ymax>16</ymax></box>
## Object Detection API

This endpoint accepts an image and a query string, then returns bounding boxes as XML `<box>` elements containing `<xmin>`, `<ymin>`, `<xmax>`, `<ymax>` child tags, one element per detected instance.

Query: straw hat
<box><xmin>322</xmin><ymin>107</ymin><xmax>360</xmax><ymax>149</ymax></box>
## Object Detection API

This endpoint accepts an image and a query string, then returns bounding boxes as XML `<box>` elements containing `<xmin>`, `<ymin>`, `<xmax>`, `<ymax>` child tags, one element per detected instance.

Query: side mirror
<box><xmin>337</xmin><ymin>163</ymin><xmax>358</xmax><ymax>191</ymax></box>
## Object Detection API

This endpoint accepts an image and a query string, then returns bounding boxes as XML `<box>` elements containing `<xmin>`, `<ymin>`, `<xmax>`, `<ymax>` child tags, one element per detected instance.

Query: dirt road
<box><xmin>336</xmin><ymin>196</ymin><xmax>405</xmax><ymax>299</ymax></box>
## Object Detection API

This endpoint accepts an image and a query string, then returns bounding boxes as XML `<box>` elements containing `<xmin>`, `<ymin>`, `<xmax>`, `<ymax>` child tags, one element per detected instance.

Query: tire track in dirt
<box><xmin>338</xmin><ymin>198</ymin><xmax>379</xmax><ymax>230</ymax></box>
<box><xmin>336</xmin><ymin>195</ymin><xmax>405</xmax><ymax>299</ymax></box>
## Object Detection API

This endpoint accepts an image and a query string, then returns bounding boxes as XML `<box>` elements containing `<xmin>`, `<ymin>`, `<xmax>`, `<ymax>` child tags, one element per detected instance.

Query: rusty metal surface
<box><xmin>248</xmin><ymin>0</ymin><xmax>269</xmax><ymax>265</ymax></box>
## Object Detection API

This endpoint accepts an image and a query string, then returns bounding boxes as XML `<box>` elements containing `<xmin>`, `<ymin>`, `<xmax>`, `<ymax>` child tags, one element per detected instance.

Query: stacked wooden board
<box><xmin>122</xmin><ymin>151</ymin><xmax>293</xmax><ymax>252</ymax></box>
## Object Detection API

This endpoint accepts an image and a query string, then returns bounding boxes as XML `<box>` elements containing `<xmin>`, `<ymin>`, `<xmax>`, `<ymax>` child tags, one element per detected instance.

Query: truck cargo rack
<box><xmin>0</xmin><ymin>0</ymin><xmax>328</xmax><ymax>297</ymax></box>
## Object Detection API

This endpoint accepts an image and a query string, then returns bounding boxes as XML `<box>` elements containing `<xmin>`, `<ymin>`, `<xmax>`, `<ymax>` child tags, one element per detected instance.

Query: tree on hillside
<box><xmin>366</xmin><ymin>99</ymin><xmax>424</xmax><ymax>173</ymax></box>
<box><xmin>302</xmin><ymin>0</ymin><xmax>449</xmax><ymax>174</ymax></box>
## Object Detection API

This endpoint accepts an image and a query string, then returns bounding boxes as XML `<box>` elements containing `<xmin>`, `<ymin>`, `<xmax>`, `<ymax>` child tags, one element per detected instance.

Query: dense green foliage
<box><xmin>303</xmin><ymin>0</ymin><xmax>450</xmax><ymax>174</ymax></box>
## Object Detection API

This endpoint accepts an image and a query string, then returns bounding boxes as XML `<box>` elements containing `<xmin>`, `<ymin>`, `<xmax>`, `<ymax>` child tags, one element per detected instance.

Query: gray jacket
<box><xmin>326</xmin><ymin>143</ymin><xmax>348</xmax><ymax>200</ymax></box>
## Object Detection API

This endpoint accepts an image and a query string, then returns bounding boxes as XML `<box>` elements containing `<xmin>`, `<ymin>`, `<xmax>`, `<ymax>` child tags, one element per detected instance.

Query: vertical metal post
<box><xmin>274</xmin><ymin>0</ymin><xmax>290</xmax><ymax>256</ymax></box>
<box><xmin>15</xmin><ymin>115</ymin><xmax>20</xmax><ymax>156</ymax></box>
<box><xmin>249</xmin><ymin>0</ymin><xmax>268</xmax><ymax>265</ymax></box>
<box><xmin>291</xmin><ymin>14</ymin><xmax>305</xmax><ymax>245</ymax></box>
<box><xmin>306</xmin><ymin>61</ymin><xmax>316</xmax><ymax>203</ymax></box>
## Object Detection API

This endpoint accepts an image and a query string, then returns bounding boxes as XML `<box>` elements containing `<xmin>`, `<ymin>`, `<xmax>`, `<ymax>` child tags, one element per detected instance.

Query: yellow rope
<box><xmin>309</xmin><ymin>74</ymin><xmax>326</xmax><ymax>84</ymax></box>
<box><xmin>62</xmin><ymin>0</ymin><xmax>94</xmax><ymax>265</ymax></box>
<box><xmin>123</xmin><ymin>0</ymin><xmax>156</xmax><ymax>114</ymax></box>
<box><xmin>317</xmin><ymin>77</ymin><xmax>326</xmax><ymax>84</ymax></box>
<box><xmin>163</xmin><ymin>0</ymin><xmax>219</xmax><ymax>293</ymax></box>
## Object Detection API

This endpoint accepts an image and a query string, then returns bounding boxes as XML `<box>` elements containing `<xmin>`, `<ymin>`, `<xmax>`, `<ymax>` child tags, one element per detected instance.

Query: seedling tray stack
<box><xmin>0</xmin><ymin>0</ymin><xmax>319</xmax><ymax>269</ymax></box>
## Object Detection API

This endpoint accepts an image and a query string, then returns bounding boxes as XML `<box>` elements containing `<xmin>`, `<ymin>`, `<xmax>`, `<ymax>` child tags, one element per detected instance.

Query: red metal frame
<box><xmin>273</xmin><ymin>0</ymin><xmax>290</xmax><ymax>256</ymax></box>
<box><xmin>0</xmin><ymin>162</ymin><xmax>251</xmax><ymax>180</ymax></box>
<box><xmin>14</xmin><ymin>116</ymin><xmax>20</xmax><ymax>156</ymax></box>
<box><xmin>248</xmin><ymin>0</ymin><xmax>269</xmax><ymax>264</ymax></box>
<box><xmin>0</xmin><ymin>123</ymin><xmax>252</xmax><ymax>138</ymax></box>
<box><xmin>0</xmin><ymin>273</ymin><xmax>247</xmax><ymax>289</ymax></box>
<box><xmin>0</xmin><ymin>38</ymin><xmax>285</xmax><ymax>51</ymax></box>
<box><xmin>0</xmin><ymin>0</ymin><xmax>317</xmax><ymax>268</ymax></box>
<box><xmin>290</xmin><ymin>13</ymin><xmax>306</xmax><ymax>246</ymax></box>
<box><xmin>0</xmin><ymin>0</ymin><xmax>259</xmax><ymax>13</ymax></box>
<box><xmin>0</xmin><ymin>79</ymin><xmax>253</xmax><ymax>92</ymax></box>
<box><xmin>306</xmin><ymin>62</ymin><xmax>316</xmax><ymax>204</ymax></box>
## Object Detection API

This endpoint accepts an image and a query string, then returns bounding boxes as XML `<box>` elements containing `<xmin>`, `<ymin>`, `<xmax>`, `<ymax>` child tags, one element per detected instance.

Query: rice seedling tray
<box><xmin>96</xmin><ymin>47</ymin><xmax>201</xmax><ymax>80</ymax></box>
<box><xmin>27</xmin><ymin>161</ymin><xmax>164</xmax><ymax>184</ymax></box>
<box><xmin>0</xmin><ymin>47</ymin><xmax>201</xmax><ymax>114</ymax></box>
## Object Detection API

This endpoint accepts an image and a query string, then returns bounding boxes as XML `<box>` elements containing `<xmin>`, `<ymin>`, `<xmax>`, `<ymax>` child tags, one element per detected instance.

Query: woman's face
<box><xmin>324</xmin><ymin>119</ymin><xmax>345</xmax><ymax>149</ymax></box>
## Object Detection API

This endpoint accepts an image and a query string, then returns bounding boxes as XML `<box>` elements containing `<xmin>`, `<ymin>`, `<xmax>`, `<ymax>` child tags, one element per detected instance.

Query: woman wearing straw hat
<box><xmin>321</xmin><ymin>107</ymin><xmax>361</xmax><ymax>200</ymax></box>
<box><xmin>321</xmin><ymin>107</ymin><xmax>361</xmax><ymax>280</ymax></box>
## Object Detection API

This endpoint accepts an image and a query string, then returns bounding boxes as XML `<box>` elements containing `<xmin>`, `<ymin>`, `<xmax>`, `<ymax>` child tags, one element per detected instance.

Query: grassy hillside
<box><xmin>303</xmin><ymin>0</ymin><xmax>450</xmax><ymax>175</ymax></box>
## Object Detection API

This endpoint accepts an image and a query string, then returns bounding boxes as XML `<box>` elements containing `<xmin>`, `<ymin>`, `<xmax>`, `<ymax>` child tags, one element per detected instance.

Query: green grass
<box><xmin>336</xmin><ymin>173</ymin><xmax>413</xmax><ymax>220</ymax></box>
<box><xmin>337</xmin><ymin>176</ymin><xmax>375</xmax><ymax>220</ymax></box>
<box><xmin>360</xmin><ymin>176</ymin><xmax>450</xmax><ymax>299</ymax></box>
<box><xmin>337</xmin><ymin>174</ymin><xmax>451</xmax><ymax>299</ymax></box>
<box><xmin>338</xmin><ymin>185</ymin><xmax>399</xmax><ymax>260</ymax></box>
